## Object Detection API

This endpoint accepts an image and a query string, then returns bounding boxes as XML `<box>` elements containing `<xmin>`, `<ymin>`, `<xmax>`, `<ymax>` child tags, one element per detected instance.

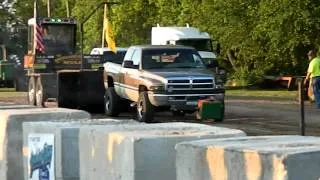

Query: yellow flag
<box><xmin>104</xmin><ymin>17</ymin><xmax>117</xmax><ymax>53</ymax></box>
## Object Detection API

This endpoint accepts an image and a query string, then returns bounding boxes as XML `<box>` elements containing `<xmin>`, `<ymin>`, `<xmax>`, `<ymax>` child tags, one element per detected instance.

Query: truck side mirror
<box><xmin>216</xmin><ymin>43</ymin><xmax>221</xmax><ymax>55</ymax></box>
<box><xmin>207</xmin><ymin>60</ymin><xmax>219</xmax><ymax>68</ymax></box>
<box><xmin>123</xmin><ymin>61</ymin><xmax>134</xmax><ymax>68</ymax></box>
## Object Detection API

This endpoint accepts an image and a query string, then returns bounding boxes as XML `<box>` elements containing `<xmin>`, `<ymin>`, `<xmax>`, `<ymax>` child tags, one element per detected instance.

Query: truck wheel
<box><xmin>137</xmin><ymin>91</ymin><xmax>154</xmax><ymax>123</ymax></box>
<box><xmin>27</xmin><ymin>77</ymin><xmax>36</xmax><ymax>106</ymax></box>
<box><xmin>104</xmin><ymin>87</ymin><xmax>120</xmax><ymax>116</ymax></box>
<box><xmin>35</xmin><ymin>77</ymin><xmax>45</xmax><ymax>107</ymax></box>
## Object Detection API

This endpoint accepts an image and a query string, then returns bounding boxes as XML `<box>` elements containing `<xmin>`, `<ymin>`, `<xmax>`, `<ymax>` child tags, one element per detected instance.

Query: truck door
<box><xmin>120</xmin><ymin>49</ymin><xmax>141</xmax><ymax>101</ymax></box>
<box><xmin>115</xmin><ymin>48</ymin><xmax>133</xmax><ymax>97</ymax></box>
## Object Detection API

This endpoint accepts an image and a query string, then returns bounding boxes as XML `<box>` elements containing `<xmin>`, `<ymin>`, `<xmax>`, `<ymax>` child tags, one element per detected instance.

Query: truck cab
<box><xmin>151</xmin><ymin>24</ymin><xmax>220</xmax><ymax>65</ymax></box>
<box><xmin>27</xmin><ymin>17</ymin><xmax>76</xmax><ymax>56</ymax></box>
<box><xmin>24</xmin><ymin>17</ymin><xmax>78</xmax><ymax>72</ymax></box>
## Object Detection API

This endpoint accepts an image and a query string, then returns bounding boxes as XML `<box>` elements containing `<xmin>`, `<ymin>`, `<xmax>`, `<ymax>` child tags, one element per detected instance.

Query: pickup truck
<box><xmin>103</xmin><ymin>45</ymin><xmax>225</xmax><ymax>122</ymax></box>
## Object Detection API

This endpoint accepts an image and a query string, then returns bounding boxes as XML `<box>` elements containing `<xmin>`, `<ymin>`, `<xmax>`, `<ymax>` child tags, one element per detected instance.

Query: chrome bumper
<box><xmin>148</xmin><ymin>92</ymin><xmax>225</xmax><ymax>109</ymax></box>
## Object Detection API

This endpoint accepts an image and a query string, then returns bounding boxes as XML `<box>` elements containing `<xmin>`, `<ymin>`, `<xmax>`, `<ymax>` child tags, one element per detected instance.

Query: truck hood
<box><xmin>141</xmin><ymin>68</ymin><xmax>214</xmax><ymax>83</ymax></box>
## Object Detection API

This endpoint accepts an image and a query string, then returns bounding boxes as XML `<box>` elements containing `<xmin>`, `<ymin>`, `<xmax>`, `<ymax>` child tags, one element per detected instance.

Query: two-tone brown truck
<box><xmin>103</xmin><ymin>45</ymin><xmax>225</xmax><ymax>122</ymax></box>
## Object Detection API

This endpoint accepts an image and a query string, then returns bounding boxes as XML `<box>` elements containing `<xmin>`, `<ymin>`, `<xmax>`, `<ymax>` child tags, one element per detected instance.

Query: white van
<box><xmin>151</xmin><ymin>24</ymin><xmax>220</xmax><ymax>64</ymax></box>
<box><xmin>90</xmin><ymin>47</ymin><xmax>128</xmax><ymax>64</ymax></box>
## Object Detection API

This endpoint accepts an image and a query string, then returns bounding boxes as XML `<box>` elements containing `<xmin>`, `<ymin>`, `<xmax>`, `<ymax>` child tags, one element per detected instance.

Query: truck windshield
<box><xmin>175</xmin><ymin>39</ymin><xmax>213</xmax><ymax>52</ymax></box>
<box><xmin>41</xmin><ymin>24</ymin><xmax>75</xmax><ymax>55</ymax></box>
<box><xmin>103</xmin><ymin>51</ymin><xmax>127</xmax><ymax>64</ymax></box>
<box><xmin>142</xmin><ymin>49</ymin><xmax>206</xmax><ymax>69</ymax></box>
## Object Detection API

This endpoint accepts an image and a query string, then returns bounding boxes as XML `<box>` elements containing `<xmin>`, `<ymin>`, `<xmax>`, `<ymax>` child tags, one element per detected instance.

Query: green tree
<box><xmin>110</xmin><ymin>0</ymin><xmax>157</xmax><ymax>47</ymax></box>
<box><xmin>149</xmin><ymin>0</ymin><xmax>181</xmax><ymax>26</ymax></box>
<box><xmin>194</xmin><ymin>0</ymin><xmax>267</xmax><ymax>86</ymax></box>
<box><xmin>72</xmin><ymin>0</ymin><xmax>104</xmax><ymax>53</ymax></box>
<box><xmin>7</xmin><ymin>0</ymin><xmax>320</xmax><ymax>87</ymax></box>
<box><xmin>255</xmin><ymin>0</ymin><xmax>320</xmax><ymax>75</ymax></box>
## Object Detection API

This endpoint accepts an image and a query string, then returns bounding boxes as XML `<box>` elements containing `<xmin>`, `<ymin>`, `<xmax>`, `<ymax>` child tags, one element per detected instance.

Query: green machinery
<box><xmin>196</xmin><ymin>99</ymin><xmax>225</xmax><ymax>122</ymax></box>
<box><xmin>0</xmin><ymin>45</ymin><xmax>16</xmax><ymax>88</ymax></box>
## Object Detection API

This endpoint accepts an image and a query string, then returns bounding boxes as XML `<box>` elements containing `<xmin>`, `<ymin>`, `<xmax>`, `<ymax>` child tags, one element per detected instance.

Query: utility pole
<box><xmin>47</xmin><ymin>0</ymin><xmax>51</xmax><ymax>17</ymax></box>
<box><xmin>298</xmin><ymin>78</ymin><xmax>305</xmax><ymax>136</ymax></box>
<box><xmin>33</xmin><ymin>0</ymin><xmax>37</xmax><ymax>55</ymax></box>
<box><xmin>101</xmin><ymin>4</ymin><xmax>107</xmax><ymax>48</ymax></box>
<box><xmin>66</xmin><ymin>0</ymin><xmax>70</xmax><ymax>17</ymax></box>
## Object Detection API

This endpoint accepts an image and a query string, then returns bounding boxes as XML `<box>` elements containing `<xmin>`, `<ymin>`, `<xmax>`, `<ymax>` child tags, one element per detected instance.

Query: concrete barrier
<box><xmin>22</xmin><ymin>119</ymin><xmax>138</xmax><ymax>180</ymax></box>
<box><xmin>79</xmin><ymin>123</ymin><xmax>245</xmax><ymax>180</ymax></box>
<box><xmin>0</xmin><ymin>102</ymin><xmax>36</xmax><ymax>109</ymax></box>
<box><xmin>0</xmin><ymin>102</ymin><xmax>15</xmax><ymax>106</ymax></box>
<box><xmin>0</xmin><ymin>108</ymin><xmax>90</xmax><ymax>180</ymax></box>
<box><xmin>175</xmin><ymin>135</ymin><xmax>320</xmax><ymax>180</ymax></box>
<box><xmin>0</xmin><ymin>105</ymin><xmax>37</xmax><ymax>109</ymax></box>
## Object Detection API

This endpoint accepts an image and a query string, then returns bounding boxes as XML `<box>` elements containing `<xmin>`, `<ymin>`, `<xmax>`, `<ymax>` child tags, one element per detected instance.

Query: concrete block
<box><xmin>79</xmin><ymin>122</ymin><xmax>245</xmax><ymax>180</ymax></box>
<box><xmin>175</xmin><ymin>135</ymin><xmax>320</xmax><ymax>180</ymax></box>
<box><xmin>79</xmin><ymin>121</ymin><xmax>147</xmax><ymax>180</ymax></box>
<box><xmin>0</xmin><ymin>108</ymin><xmax>90</xmax><ymax>180</ymax></box>
<box><xmin>23</xmin><ymin>119</ymin><xmax>138</xmax><ymax>180</ymax></box>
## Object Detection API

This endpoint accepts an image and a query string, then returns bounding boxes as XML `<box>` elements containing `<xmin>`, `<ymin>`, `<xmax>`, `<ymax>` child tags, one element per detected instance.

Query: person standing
<box><xmin>304</xmin><ymin>49</ymin><xmax>320</xmax><ymax>108</ymax></box>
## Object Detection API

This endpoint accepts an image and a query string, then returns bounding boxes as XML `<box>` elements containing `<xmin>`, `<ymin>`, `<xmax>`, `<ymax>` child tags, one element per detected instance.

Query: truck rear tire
<box><xmin>104</xmin><ymin>87</ymin><xmax>120</xmax><ymax>116</ymax></box>
<box><xmin>27</xmin><ymin>77</ymin><xmax>36</xmax><ymax>106</ymax></box>
<box><xmin>137</xmin><ymin>91</ymin><xmax>154</xmax><ymax>123</ymax></box>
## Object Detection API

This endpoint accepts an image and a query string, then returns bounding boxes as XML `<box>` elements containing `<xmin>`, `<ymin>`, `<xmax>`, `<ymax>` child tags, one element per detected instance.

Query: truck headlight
<box><xmin>215</xmin><ymin>84</ymin><xmax>224</xmax><ymax>89</ymax></box>
<box><xmin>149</xmin><ymin>85</ymin><xmax>165</xmax><ymax>92</ymax></box>
<box><xmin>215</xmin><ymin>78</ymin><xmax>224</xmax><ymax>89</ymax></box>
<box><xmin>215</xmin><ymin>78</ymin><xmax>224</xmax><ymax>84</ymax></box>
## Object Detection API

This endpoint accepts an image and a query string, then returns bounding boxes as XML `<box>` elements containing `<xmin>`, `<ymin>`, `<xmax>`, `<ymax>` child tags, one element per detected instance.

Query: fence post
<box><xmin>298</xmin><ymin>79</ymin><xmax>305</xmax><ymax>136</ymax></box>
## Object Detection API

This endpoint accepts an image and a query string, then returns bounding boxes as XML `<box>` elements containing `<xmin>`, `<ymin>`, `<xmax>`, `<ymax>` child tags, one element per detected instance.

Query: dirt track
<box><xmin>1</xmin><ymin>94</ymin><xmax>320</xmax><ymax>136</ymax></box>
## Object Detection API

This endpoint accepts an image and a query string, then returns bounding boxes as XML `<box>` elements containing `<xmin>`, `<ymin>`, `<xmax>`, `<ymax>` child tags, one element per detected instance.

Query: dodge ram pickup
<box><xmin>103</xmin><ymin>45</ymin><xmax>225</xmax><ymax>122</ymax></box>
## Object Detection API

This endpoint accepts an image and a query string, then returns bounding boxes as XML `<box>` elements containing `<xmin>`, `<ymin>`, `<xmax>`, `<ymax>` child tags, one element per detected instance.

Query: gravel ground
<box><xmin>1</xmin><ymin>94</ymin><xmax>319</xmax><ymax>136</ymax></box>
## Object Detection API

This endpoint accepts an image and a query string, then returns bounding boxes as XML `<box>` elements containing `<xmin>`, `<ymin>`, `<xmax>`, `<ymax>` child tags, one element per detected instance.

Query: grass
<box><xmin>0</xmin><ymin>88</ymin><xmax>300</xmax><ymax>100</ymax></box>
<box><xmin>0</xmin><ymin>88</ymin><xmax>27</xmax><ymax>98</ymax></box>
<box><xmin>226</xmin><ymin>89</ymin><xmax>299</xmax><ymax>100</ymax></box>
<box><xmin>0</xmin><ymin>88</ymin><xmax>16</xmax><ymax>92</ymax></box>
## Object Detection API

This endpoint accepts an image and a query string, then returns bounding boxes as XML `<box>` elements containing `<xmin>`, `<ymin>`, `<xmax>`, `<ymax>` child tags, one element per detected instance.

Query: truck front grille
<box><xmin>193</xmin><ymin>79</ymin><xmax>212</xmax><ymax>83</ymax></box>
<box><xmin>168</xmin><ymin>80</ymin><xmax>189</xmax><ymax>83</ymax></box>
<box><xmin>167</xmin><ymin>78</ymin><xmax>215</xmax><ymax>94</ymax></box>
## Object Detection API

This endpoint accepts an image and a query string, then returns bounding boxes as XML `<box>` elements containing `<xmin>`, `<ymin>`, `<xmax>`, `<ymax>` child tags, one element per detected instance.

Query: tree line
<box><xmin>1</xmin><ymin>0</ymin><xmax>320</xmax><ymax>85</ymax></box>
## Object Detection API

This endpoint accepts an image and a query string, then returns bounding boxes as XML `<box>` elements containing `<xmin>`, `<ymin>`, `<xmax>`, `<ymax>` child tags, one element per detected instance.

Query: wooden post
<box><xmin>33</xmin><ymin>0</ymin><xmax>37</xmax><ymax>55</ymax></box>
<box><xmin>47</xmin><ymin>0</ymin><xmax>50</xmax><ymax>17</ymax></box>
<box><xmin>66</xmin><ymin>0</ymin><xmax>70</xmax><ymax>17</ymax></box>
<box><xmin>101</xmin><ymin>4</ymin><xmax>107</xmax><ymax>48</ymax></box>
<box><xmin>298</xmin><ymin>79</ymin><xmax>305</xmax><ymax>136</ymax></box>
